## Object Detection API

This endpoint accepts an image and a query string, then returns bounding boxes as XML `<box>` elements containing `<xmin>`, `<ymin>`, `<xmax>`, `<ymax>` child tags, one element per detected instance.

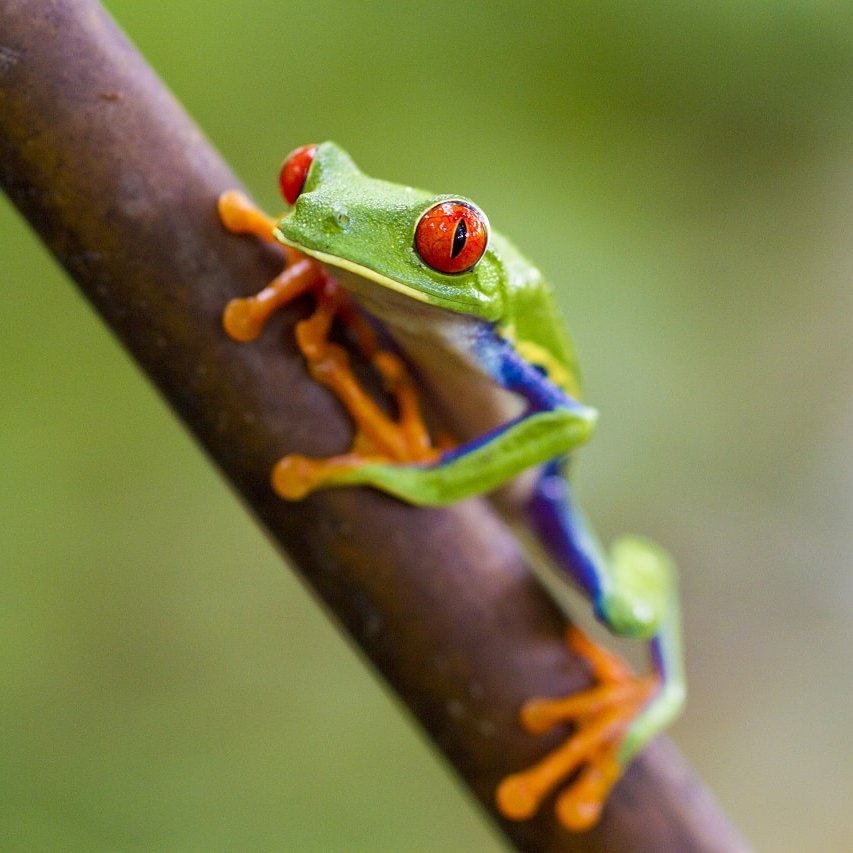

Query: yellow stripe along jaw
<box><xmin>275</xmin><ymin>229</ymin><xmax>435</xmax><ymax>305</ymax></box>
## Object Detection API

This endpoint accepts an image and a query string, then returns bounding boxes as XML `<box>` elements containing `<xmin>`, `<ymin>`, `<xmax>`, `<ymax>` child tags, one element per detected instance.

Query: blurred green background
<box><xmin>2</xmin><ymin>2</ymin><xmax>851</xmax><ymax>850</ymax></box>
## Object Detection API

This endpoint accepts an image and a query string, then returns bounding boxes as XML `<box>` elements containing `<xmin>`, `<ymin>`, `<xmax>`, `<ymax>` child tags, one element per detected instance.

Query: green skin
<box><xmin>275</xmin><ymin>142</ymin><xmax>685</xmax><ymax>764</ymax></box>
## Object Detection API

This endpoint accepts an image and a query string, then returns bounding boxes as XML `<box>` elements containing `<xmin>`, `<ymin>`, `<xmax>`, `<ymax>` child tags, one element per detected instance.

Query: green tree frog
<box><xmin>218</xmin><ymin>142</ymin><xmax>685</xmax><ymax>832</ymax></box>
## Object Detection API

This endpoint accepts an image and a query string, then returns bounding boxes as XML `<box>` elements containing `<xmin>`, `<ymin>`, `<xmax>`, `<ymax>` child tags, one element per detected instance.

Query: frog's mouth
<box><xmin>275</xmin><ymin>232</ymin><xmax>433</xmax><ymax>306</ymax></box>
<box><xmin>273</xmin><ymin>228</ymin><xmax>496</xmax><ymax>321</ymax></box>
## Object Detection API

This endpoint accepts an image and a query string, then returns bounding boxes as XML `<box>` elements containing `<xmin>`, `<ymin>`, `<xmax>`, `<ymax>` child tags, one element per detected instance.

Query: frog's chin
<box><xmin>327</xmin><ymin>265</ymin><xmax>468</xmax><ymax>339</ymax></box>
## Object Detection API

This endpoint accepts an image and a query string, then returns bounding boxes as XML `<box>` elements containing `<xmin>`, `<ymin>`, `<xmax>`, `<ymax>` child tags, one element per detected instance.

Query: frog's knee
<box><xmin>597</xmin><ymin>589</ymin><xmax>668</xmax><ymax>637</ymax></box>
<box><xmin>596</xmin><ymin>536</ymin><xmax>676</xmax><ymax>638</ymax></box>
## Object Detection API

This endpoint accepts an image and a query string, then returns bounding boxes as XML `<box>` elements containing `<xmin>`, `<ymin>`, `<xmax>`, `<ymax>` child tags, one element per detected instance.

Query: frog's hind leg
<box><xmin>497</xmin><ymin>459</ymin><xmax>685</xmax><ymax>831</ymax></box>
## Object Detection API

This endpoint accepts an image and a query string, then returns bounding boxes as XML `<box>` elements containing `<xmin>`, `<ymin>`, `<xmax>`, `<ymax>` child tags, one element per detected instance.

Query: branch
<box><xmin>0</xmin><ymin>1</ymin><xmax>747</xmax><ymax>849</ymax></box>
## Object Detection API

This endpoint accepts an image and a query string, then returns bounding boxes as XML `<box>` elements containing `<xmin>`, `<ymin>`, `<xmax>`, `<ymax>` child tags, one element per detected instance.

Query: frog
<box><xmin>217</xmin><ymin>142</ymin><xmax>686</xmax><ymax>832</ymax></box>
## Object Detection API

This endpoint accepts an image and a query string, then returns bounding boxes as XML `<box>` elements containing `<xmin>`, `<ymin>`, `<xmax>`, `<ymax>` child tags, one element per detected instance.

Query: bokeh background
<box><xmin>2</xmin><ymin>2</ymin><xmax>851</xmax><ymax>850</ymax></box>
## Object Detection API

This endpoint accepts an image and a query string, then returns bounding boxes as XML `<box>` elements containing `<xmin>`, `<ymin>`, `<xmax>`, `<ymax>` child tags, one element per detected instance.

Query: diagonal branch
<box><xmin>0</xmin><ymin>1</ymin><xmax>747</xmax><ymax>850</ymax></box>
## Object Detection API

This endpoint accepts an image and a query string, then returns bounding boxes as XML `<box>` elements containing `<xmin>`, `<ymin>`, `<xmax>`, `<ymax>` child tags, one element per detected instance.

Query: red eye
<box><xmin>414</xmin><ymin>201</ymin><xmax>488</xmax><ymax>274</ymax></box>
<box><xmin>279</xmin><ymin>144</ymin><xmax>317</xmax><ymax>205</ymax></box>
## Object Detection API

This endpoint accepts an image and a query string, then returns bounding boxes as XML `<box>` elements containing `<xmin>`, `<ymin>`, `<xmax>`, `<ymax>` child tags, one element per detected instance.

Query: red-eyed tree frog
<box><xmin>218</xmin><ymin>142</ymin><xmax>685</xmax><ymax>832</ymax></box>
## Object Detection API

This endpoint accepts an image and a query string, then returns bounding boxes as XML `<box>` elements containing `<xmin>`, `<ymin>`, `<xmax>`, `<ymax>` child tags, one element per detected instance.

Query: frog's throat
<box><xmin>275</xmin><ymin>231</ymin><xmax>433</xmax><ymax>306</ymax></box>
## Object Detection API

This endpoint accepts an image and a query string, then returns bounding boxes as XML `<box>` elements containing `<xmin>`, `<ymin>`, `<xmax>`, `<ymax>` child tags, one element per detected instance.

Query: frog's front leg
<box><xmin>497</xmin><ymin>461</ymin><xmax>685</xmax><ymax>830</ymax></box>
<box><xmin>273</xmin><ymin>335</ymin><xmax>598</xmax><ymax>505</ymax></box>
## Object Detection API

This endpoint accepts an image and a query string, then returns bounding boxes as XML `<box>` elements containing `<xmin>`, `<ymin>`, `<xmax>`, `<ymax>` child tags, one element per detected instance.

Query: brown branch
<box><xmin>0</xmin><ymin>2</ymin><xmax>747</xmax><ymax>850</ymax></box>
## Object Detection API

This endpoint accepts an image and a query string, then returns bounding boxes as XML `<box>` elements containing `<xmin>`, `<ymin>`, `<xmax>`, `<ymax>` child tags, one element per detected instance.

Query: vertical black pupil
<box><xmin>450</xmin><ymin>217</ymin><xmax>467</xmax><ymax>259</ymax></box>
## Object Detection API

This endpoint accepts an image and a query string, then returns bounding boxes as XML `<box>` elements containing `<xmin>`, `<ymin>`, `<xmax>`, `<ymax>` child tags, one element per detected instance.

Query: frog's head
<box><xmin>273</xmin><ymin>142</ymin><xmax>506</xmax><ymax>321</ymax></box>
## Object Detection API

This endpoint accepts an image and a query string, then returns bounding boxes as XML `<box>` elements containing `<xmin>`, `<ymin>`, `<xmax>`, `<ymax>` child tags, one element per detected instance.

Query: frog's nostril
<box><xmin>331</xmin><ymin>207</ymin><xmax>350</xmax><ymax>230</ymax></box>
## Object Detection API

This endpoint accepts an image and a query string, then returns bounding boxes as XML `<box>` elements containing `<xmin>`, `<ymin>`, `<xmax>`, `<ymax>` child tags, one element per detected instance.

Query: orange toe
<box><xmin>497</xmin><ymin>628</ymin><xmax>658</xmax><ymax>831</ymax></box>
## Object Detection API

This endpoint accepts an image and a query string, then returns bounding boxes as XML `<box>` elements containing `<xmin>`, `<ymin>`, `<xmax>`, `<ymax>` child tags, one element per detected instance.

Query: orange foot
<box><xmin>496</xmin><ymin>627</ymin><xmax>658</xmax><ymax>831</ymax></box>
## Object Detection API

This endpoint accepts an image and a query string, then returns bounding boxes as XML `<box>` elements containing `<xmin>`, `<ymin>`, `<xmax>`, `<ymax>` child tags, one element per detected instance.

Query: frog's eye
<box><xmin>414</xmin><ymin>201</ymin><xmax>488</xmax><ymax>274</ymax></box>
<box><xmin>279</xmin><ymin>144</ymin><xmax>317</xmax><ymax>205</ymax></box>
